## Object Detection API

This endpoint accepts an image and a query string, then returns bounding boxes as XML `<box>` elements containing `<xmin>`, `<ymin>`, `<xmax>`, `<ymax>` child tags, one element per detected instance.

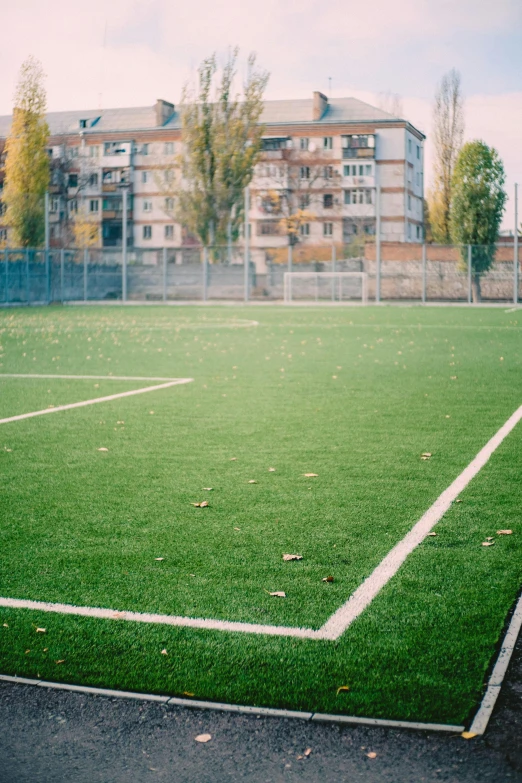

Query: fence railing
<box><xmin>0</xmin><ymin>243</ymin><xmax>520</xmax><ymax>304</ymax></box>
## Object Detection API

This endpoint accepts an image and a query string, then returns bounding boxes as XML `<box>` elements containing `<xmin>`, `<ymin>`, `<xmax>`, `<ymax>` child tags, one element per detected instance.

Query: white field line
<box><xmin>0</xmin><ymin>402</ymin><xmax>520</xmax><ymax>645</ymax></box>
<box><xmin>0</xmin><ymin>378</ymin><xmax>193</xmax><ymax>425</ymax></box>
<box><xmin>468</xmin><ymin>593</ymin><xmax>522</xmax><ymax>735</ymax></box>
<box><xmin>0</xmin><ymin>598</ymin><xmax>321</xmax><ymax>639</ymax></box>
<box><xmin>320</xmin><ymin>402</ymin><xmax>522</xmax><ymax>640</ymax></box>
<box><xmin>0</xmin><ymin>373</ymin><xmax>180</xmax><ymax>381</ymax></box>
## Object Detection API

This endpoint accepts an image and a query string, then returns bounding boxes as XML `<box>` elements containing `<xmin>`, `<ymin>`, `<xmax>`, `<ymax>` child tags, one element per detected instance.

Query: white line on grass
<box><xmin>0</xmin><ymin>378</ymin><xmax>193</xmax><ymax>425</ymax></box>
<box><xmin>468</xmin><ymin>593</ymin><xmax>522</xmax><ymax>735</ymax></box>
<box><xmin>0</xmin><ymin>402</ymin><xmax>520</xmax><ymax>643</ymax></box>
<box><xmin>0</xmin><ymin>373</ymin><xmax>181</xmax><ymax>381</ymax></box>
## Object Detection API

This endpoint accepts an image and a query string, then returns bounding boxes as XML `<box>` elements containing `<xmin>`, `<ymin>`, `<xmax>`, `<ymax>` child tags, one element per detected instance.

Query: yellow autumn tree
<box><xmin>3</xmin><ymin>57</ymin><xmax>50</xmax><ymax>247</ymax></box>
<box><xmin>72</xmin><ymin>207</ymin><xmax>99</xmax><ymax>248</ymax></box>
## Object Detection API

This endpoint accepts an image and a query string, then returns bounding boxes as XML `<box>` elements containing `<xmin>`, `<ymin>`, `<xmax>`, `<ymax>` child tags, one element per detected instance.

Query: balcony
<box><xmin>342</xmin><ymin>148</ymin><xmax>375</xmax><ymax>160</ymax></box>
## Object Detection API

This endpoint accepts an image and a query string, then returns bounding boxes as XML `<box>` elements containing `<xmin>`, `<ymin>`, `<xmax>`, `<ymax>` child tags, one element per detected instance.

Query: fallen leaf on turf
<box><xmin>230</xmin><ymin>457</ymin><xmax>237</xmax><ymax>461</ymax></box>
<box><xmin>25</xmin><ymin>649</ymin><xmax>30</xmax><ymax>654</ymax></box>
<box><xmin>195</xmin><ymin>734</ymin><xmax>211</xmax><ymax>743</ymax></box>
<box><xmin>450</xmin><ymin>376</ymin><xmax>457</xmax><ymax>380</ymax></box>
<box><xmin>268</xmin><ymin>467</ymin><xmax>276</xmax><ymax>472</ymax></box>
<box><xmin>267</xmin><ymin>591</ymin><xmax>286</xmax><ymax>597</ymax></box>
<box><xmin>461</xmin><ymin>731</ymin><xmax>477</xmax><ymax>740</ymax></box>
<box><xmin>482</xmin><ymin>541</ymin><xmax>495</xmax><ymax>547</ymax></box>
<box><xmin>191</xmin><ymin>501</ymin><xmax>209</xmax><ymax>508</ymax></box>
<box><xmin>336</xmin><ymin>685</ymin><xmax>350</xmax><ymax>695</ymax></box>
<box><xmin>456</xmin><ymin>499</ymin><xmax>463</xmax><ymax>503</ymax></box>
<box><xmin>283</xmin><ymin>554</ymin><xmax>303</xmax><ymax>561</ymax></box>
<box><xmin>421</xmin><ymin>452</ymin><xmax>432</xmax><ymax>460</ymax></box>
<box><xmin>161</xmin><ymin>649</ymin><xmax>168</xmax><ymax>655</ymax></box>
<box><xmin>55</xmin><ymin>660</ymin><xmax>65</xmax><ymax>664</ymax></box>
<box><xmin>497</xmin><ymin>530</ymin><xmax>512</xmax><ymax>535</ymax></box>
<box><xmin>322</xmin><ymin>576</ymin><xmax>334</xmax><ymax>582</ymax></box>
<box><xmin>297</xmin><ymin>755</ymin><xmax>303</xmax><ymax>760</ymax></box>
<box><xmin>248</xmin><ymin>480</ymin><xmax>258</xmax><ymax>484</ymax></box>
<box><xmin>154</xmin><ymin>557</ymin><xmax>164</xmax><ymax>561</ymax></box>
<box><xmin>427</xmin><ymin>532</ymin><xmax>437</xmax><ymax>537</ymax></box>
<box><xmin>2</xmin><ymin>623</ymin><xmax>8</xmax><ymax>628</ymax></box>
<box><xmin>234</xmin><ymin>527</ymin><xmax>241</xmax><ymax>531</ymax></box>
<box><xmin>367</xmin><ymin>752</ymin><xmax>377</xmax><ymax>759</ymax></box>
<box><xmin>36</xmin><ymin>628</ymin><xmax>46</xmax><ymax>633</ymax></box>
<box><xmin>304</xmin><ymin>748</ymin><xmax>312</xmax><ymax>757</ymax></box>
<box><xmin>303</xmin><ymin>473</ymin><xmax>318</xmax><ymax>478</ymax></box>
<box><xmin>202</xmin><ymin>488</ymin><xmax>213</xmax><ymax>491</ymax></box>
<box><xmin>183</xmin><ymin>691</ymin><xmax>195</xmax><ymax>697</ymax></box>
<box><xmin>485</xmin><ymin>537</ymin><xmax>494</xmax><ymax>541</ymax></box>
<box><xmin>43</xmin><ymin>648</ymin><xmax>48</xmax><ymax>652</ymax></box>
<box><xmin>97</xmin><ymin>447</ymin><xmax>108</xmax><ymax>452</ymax></box>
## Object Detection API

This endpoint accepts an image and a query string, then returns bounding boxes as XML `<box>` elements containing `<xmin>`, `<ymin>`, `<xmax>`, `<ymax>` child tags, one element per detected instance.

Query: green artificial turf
<box><xmin>0</xmin><ymin>304</ymin><xmax>521</xmax><ymax>724</ymax></box>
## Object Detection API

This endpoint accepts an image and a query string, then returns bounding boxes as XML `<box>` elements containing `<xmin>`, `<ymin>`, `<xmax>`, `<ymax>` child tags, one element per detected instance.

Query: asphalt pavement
<box><xmin>1</xmin><ymin>634</ymin><xmax>521</xmax><ymax>783</ymax></box>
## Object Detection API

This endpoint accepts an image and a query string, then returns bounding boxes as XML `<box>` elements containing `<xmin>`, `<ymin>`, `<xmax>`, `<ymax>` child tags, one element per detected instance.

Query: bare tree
<box><xmin>377</xmin><ymin>91</ymin><xmax>404</xmax><ymax>118</ymax></box>
<box><xmin>430</xmin><ymin>69</ymin><xmax>464</xmax><ymax>244</ymax></box>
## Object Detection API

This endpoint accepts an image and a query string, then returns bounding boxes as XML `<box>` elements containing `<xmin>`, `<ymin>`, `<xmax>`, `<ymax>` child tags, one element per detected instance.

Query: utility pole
<box><xmin>515</xmin><ymin>183</ymin><xmax>519</xmax><ymax>305</ymax></box>
<box><xmin>121</xmin><ymin>185</ymin><xmax>128</xmax><ymax>302</ymax></box>
<box><xmin>375</xmin><ymin>185</ymin><xmax>381</xmax><ymax>303</ymax></box>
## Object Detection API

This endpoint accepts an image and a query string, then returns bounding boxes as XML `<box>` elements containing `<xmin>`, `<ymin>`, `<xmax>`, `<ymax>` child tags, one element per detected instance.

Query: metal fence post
<box><xmin>287</xmin><ymin>243</ymin><xmax>293</xmax><ymax>276</ymax></box>
<box><xmin>45</xmin><ymin>248</ymin><xmax>51</xmax><ymax>303</ymax></box>
<box><xmin>60</xmin><ymin>249</ymin><xmax>65</xmax><ymax>303</ymax></box>
<box><xmin>375</xmin><ymin>184</ymin><xmax>381</xmax><ymax>303</ymax></box>
<box><xmin>122</xmin><ymin>187</ymin><xmax>128</xmax><ymax>302</ymax></box>
<box><xmin>162</xmin><ymin>247</ymin><xmax>167</xmax><ymax>302</ymax></box>
<box><xmin>468</xmin><ymin>245</ymin><xmax>472</xmax><ymax>304</ymax></box>
<box><xmin>244</xmin><ymin>186</ymin><xmax>250</xmax><ymax>302</ymax></box>
<box><xmin>331</xmin><ymin>243</ymin><xmax>336</xmax><ymax>301</ymax></box>
<box><xmin>421</xmin><ymin>243</ymin><xmax>426</xmax><ymax>303</ymax></box>
<box><xmin>203</xmin><ymin>246</ymin><xmax>208</xmax><ymax>302</ymax></box>
<box><xmin>514</xmin><ymin>183</ymin><xmax>519</xmax><ymax>305</ymax></box>
<box><xmin>83</xmin><ymin>249</ymin><xmax>88</xmax><ymax>301</ymax></box>
<box><xmin>25</xmin><ymin>248</ymin><xmax>30</xmax><ymax>304</ymax></box>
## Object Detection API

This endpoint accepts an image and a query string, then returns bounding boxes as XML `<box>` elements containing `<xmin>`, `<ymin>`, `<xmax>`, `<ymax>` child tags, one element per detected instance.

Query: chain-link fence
<box><xmin>0</xmin><ymin>242</ymin><xmax>520</xmax><ymax>304</ymax></box>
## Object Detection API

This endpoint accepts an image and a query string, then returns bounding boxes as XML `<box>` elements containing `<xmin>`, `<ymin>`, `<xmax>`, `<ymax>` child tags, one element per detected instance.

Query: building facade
<box><xmin>0</xmin><ymin>93</ymin><xmax>425</xmax><ymax>260</ymax></box>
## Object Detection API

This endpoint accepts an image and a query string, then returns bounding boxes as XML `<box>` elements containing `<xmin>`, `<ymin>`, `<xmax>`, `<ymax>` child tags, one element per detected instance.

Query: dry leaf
<box><xmin>97</xmin><ymin>447</ymin><xmax>108</xmax><ymax>452</ymax></box>
<box><xmin>161</xmin><ymin>649</ymin><xmax>168</xmax><ymax>655</ymax></box>
<box><xmin>248</xmin><ymin>480</ymin><xmax>258</xmax><ymax>484</ymax></box>
<box><xmin>36</xmin><ymin>627</ymin><xmax>46</xmax><ymax>633</ymax></box>
<box><xmin>25</xmin><ymin>649</ymin><xmax>30</xmax><ymax>654</ymax></box>
<box><xmin>154</xmin><ymin>557</ymin><xmax>164</xmax><ymax>561</ymax></box>
<box><xmin>421</xmin><ymin>452</ymin><xmax>432</xmax><ymax>460</ymax></box>
<box><xmin>202</xmin><ymin>488</ymin><xmax>213</xmax><ymax>491</ymax></box>
<box><xmin>267</xmin><ymin>591</ymin><xmax>286</xmax><ymax>597</ymax></box>
<box><xmin>43</xmin><ymin>648</ymin><xmax>48</xmax><ymax>652</ymax></box>
<box><xmin>482</xmin><ymin>541</ymin><xmax>495</xmax><ymax>547</ymax></box>
<box><xmin>55</xmin><ymin>659</ymin><xmax>65</xmax><ymax>664</ymax></box>
<box><xmin>283</xmin><ymin>554</ymin><xmax>303</xmax><ymax>561</ymax></box>
<box><xmin>268</xmin><ymin>467</ymin><xmax>276</xmax><ymax>472</ymax></box>
<box><xmin>230</xmin><ymin>457</ymin><xmax>237</xmax><ymax>461</ymax></box>
<box><xmin>367</xmin><ymin>752</ymin><xmax>377</xmax><ymax>759</ymax></box>
<box><xmin>183</xmin><ymin>691</ymin><xmax>195</xmax><ymax>697</ymax></box>
<box><xmin>191</xmin><ymin>501</ymin><xmax>209</xmax><ymax>508</ymax></box>
<box><xmin>336</xmin><ymin>685</ymin><xmax>350</xmax><ymax>695</ymax></box>
<box><xmin>450</xmin><ymin>376</ymin><xmax>457</xmax><ymax>380</ymax></box>
<box><xmin>303</xmin><ymin>473</ymin><xmax>318</xmax><ymax>478</ymax></box>
<box><xmin>234</xmin><ymin>527</ymin><xmax>241</xmax><ymax>531</ymax></box>
<box><xmin>497</xmin><ymin>530</ymin><xmax>512</xmax><ymax>535</ymax></box>
<box><xmin>2</xmin><ymin>623</ymin><xmax>8</xmax><ymax>628</ymax></box>
<box><xmin>461</xmin><ymin>731</ymin><xmax>477</xmax><ymax>740</ymax></box>
<box><xmin>427</xmin><ymin>532</ymin><xmax>437</xmax><ymax>537</ymax></box>
<box><xmin>304</xmin><ymin>748</ymin><xmax>312</xmax><ymax>757</ymax></box>
<box><xmin>322</xmin><ymin>576</ymin><xmax>334</xmax><ymax>582</ymax></box>
<box><xmin>456</xmin><ymin>499</ymin><xmax>463</xmax><ymax>503</ymax></box>
<box><xmin>485</xmin><ymin>537</ymin><xmax>494</xmax><ymax>541</ymax></box>
<box><xmin>195</xmin><ymin>734</ymin><xmax>212</xmax><ymax>743</ymax></box>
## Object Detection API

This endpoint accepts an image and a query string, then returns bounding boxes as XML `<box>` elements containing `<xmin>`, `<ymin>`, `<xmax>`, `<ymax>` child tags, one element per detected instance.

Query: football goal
<box><xmin>283</xmin><ymin>272</ymin><xmax>369</xmax><ymax>304</ymax></box>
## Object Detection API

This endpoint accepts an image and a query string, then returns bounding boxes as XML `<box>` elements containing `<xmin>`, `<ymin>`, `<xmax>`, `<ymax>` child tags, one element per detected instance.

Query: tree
<box><xmin>450</xmin><ymin>141</ymin><xmax>506</xmax><ymax>302</ymax></box>
<box><xmin>72</xmin><ymin>206</ymin><xmax>99</xmax><ymax>248</ymax></box>
<box><xmin>176</xmin><ymin>50</ymin><xmax>269</xmax><ymax>249</ymax></box>
<box><xmin>377</xmin><ymin>91</ymin><xmax>404</xmax><ymax>118</ymax></box>
<box><xmin>3</xmin><ymin>57</ymin><xmax>50</xmax><ymax>247</ymax></box>
<box><xmin>430</xmin><ymin>69</ymin><xmax>464</xmax><ymax>244</ymax></box>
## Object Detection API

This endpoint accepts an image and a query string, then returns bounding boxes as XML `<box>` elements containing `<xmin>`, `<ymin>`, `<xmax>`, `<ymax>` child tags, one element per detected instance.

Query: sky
<box><xmin>1</xmin><ymin>0</ymin><xmax>521</xmax><ymax>229</ymax></box>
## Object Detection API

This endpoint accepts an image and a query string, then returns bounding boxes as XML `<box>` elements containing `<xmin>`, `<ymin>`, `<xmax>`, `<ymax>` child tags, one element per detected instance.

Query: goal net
<box><xmin>283</xmin><ymin>272</ymin><xmax>368</xmax><ymax>304</ymax></box>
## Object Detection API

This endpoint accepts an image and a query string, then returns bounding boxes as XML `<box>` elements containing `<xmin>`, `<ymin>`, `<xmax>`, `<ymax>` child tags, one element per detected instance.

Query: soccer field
<box><xmin>0</xmin><ymin>304</ymin><xmax>521</xmax><ymax>727</ymax></box>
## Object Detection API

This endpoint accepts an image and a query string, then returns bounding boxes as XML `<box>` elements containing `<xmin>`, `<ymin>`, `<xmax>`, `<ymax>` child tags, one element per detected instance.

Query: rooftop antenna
<box><xmin>328</xmin><ymin>76</ymin><xmax>332</xmax><ymax>96</ymax></box>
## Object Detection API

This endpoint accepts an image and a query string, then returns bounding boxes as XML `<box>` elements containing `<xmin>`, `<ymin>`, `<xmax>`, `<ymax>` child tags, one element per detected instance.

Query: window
<box><xmin>365</xmin><ymin>164</ymin><xmax>372</xmax><ymax>176</ymax></box>
<box><xmin>165</xmin><ymin>169</ymin><xmax>174</xmax><ymax>183</ymax></box>
<box><xmin>143</xmin><ymin>200</ymin><xmax>153</xmax><ymax>212</ymax></box>
<box><xmin>89</xmin><ymin>199</ymin><xmax>99</xmax><ymax>213</ymax></box>
<box><xmin>89</xmin><ymin>173</ymin><xmax>99</xmax><ymax>187</ymax></box>
<box><xmin>344</xmin><ymin>189</ymin><xmax>372</xmax><ymax>205</ymax></box>
<box><xmin>258</xmin><ymin>221</ymin><xmax>280</xmax><ymax>236</ymax></box>
<box><xmin>323</xmin><ymin>194</ymin><xmax>333</xmax><ymax>208</ymax></box>
<box><xmin>164</xmin><ymin>142</ymin><xmax>175</xmax><ymax>155</ymax></box>
<box><xmin>79</xmin><ymin>119</ymin><xmax>88</xmax><ymax>129</ymax></box>
<box><xmin>323</xmin><ymin>137</ymin><xmax>333</xmax><ymax>150</ymax></box>
<box><xmin>68</xmin><ymin>199</ymin><xmax>78</xmax><ymax>214</ymax></box>
<box><xmin>165</xmin><ymin>197</ymin><xmax>175</xmax><ymax>211</ymax></box>
<box><xmin>408</xmin><ymin>139</ymin><xmax>412</xmax><ymax>155</ymax></box>
<box><xmin>416</xmin><ymin>225</ymin><xmax>421</xmax><ymax>239</ymax></box>
<box><xmin>89</xmin><ymin>145</ymin><xmax>100</xmax><ymax>158</ymax></box>
<box><xmin>143</xmin><ymin>225</ymin><xmax>152</xmax><ymax>240</ymax></box>
<box><xmin>0</xmin><ymin>229</ymin><xmax>7</xmax><ymax>242</ymax></box>
<box><xmin>299</xmin><ymin>222</ymin><xmax>310</xmax><ymax>236</ymax></box>
<box><xmin>50</xmin><ymin>198</ymin><xmax>59</xmax><ymax>213</ymax></box>
<box><xmin>68</xmin><ymin>147</ymin><xmax>79</xmax><ymax>158</ymax></box>
<box><xmin>142</xmin><ymin>144</ymin><xmax>149</xmax><ymax>156</ymax></box>
<box><xmin>46</xmin><ymin>148</ymin><xmax>53</xmax><ymax>158</ymax></box>
<box><xmin>300</xmin><ymin>138</ymin><xmax>309</xmax><ymax>151</ymax></box>
<box><xmin>365</xmin><ymin>189</ymin><xmax>373</xmax><ymax>204</ymax></box>
<box><xmin>299</xmin><ymin>194</ymin><xmax>310</xmax><ymax>209</ymax></box>
<box><xmin>408</xmin><ymin>195</ymin><xmax>412</xmax><ymax>210</ymax></box>
<box><xmin>300</xmin><ymin>166</ymin><xmax>310</xmax><ymax>179</ymax></box>
<box><xmin>323</xmin><ymin>222</ymin><xmax>333</xmax><ymax>237</ymax></box>
<box><xmin>342</xmin><ymin>135</ymin><xmax>375</xmax><ymax>149</ymax></box>
<box><xmin>68</xmin><ymin>174</ymin><xmax>78</xmax><ymax>188</ymax></box>
<box><xmin>343</xmin><ymin>165</ymin><xmax>350</xmax><ymax>177</ymax></box>
<box><xmin>262</xmin><ymin>137</ymin><xmax>288</xmax><ymax>151</ymax></box>
<box><xmin>141</xmin><ymin>171</ymin><xmax>148</xmax><ymax>184</ymax></box>
<box><xmin>104</xmin><ymin>142</ymin><xmax>126</xmax><ymax>155</ymax></box>
<box><xmin>416</xmin><ymin>145</ymin><xmax>420</xmax><ymax>159</ymax></box>
<box><xmin>0</xmin><ymin>202</ymin><xmax>6</xmax><ymax>216</ymax></box>
<box><xmin>324</xmin><ymin>166</ymin><xmax>334</xmax><ymax>179</ymax></box>
<box><xmin>165</xmin><ymin>225</ymin><xmax>174</xmax><ymax>239</ymax></box>
<box><xmin>358</xmin><ymin>165</ymin><xmax>364</xmax><ymax>176</ymax></box>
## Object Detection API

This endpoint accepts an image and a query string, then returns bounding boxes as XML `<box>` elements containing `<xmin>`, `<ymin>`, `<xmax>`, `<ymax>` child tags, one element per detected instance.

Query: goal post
<box><xmin>283</xmin><ymin>272</ymin><xmax>369</xmax><ymax>304</ymax></box>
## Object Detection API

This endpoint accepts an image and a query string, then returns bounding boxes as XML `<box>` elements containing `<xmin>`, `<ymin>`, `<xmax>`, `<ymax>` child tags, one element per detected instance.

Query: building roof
<box><xmin>0</xmin><ymin>95</ymin><xmax>424</xmax><ymax>138</ymax></box>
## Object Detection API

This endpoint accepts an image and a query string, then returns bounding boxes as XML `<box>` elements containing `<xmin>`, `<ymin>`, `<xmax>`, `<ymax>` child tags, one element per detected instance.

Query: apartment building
<box><xmin>0</xmin><ymin>93</ymin><xmax>425</xmax><ymax>256</ymax></box>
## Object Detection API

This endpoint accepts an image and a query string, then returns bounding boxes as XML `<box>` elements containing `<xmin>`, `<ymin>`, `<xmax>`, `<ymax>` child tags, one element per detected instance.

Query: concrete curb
<box><xmin>0</xmin><ymin>675</ymin><xmax>464</xmax><ymax>733</ymax></box>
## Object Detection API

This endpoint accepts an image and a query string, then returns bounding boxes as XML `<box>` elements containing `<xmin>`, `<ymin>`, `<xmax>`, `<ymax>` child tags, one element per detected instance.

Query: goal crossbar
<box><xmin>283</xmin><ymin>272</ymin><xmax>368</xmax><ymax>304</ymax></box>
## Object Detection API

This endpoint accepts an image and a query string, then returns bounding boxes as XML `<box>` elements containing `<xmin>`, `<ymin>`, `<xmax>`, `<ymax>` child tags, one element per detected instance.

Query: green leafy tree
<box><xmin>176</xmin><ymin>50</ymin><xmax>268</xmax><ymax>249</ymax></box>
<box><xmin>3</xmin><ymin>57</ymin><xmax>50</xmax><ymax>247</ymax></box>
<box><xmin>450</xmin><ymin>140</ymin><xmax>506</xmax><ymax>302</ymax></box>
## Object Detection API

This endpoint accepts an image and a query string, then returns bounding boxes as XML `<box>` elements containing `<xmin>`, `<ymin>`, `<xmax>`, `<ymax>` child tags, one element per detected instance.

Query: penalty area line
<box><xmin>0</xmin><ymin>378</ymin><xmax>193</xmax><ymax>425</ymax></box>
